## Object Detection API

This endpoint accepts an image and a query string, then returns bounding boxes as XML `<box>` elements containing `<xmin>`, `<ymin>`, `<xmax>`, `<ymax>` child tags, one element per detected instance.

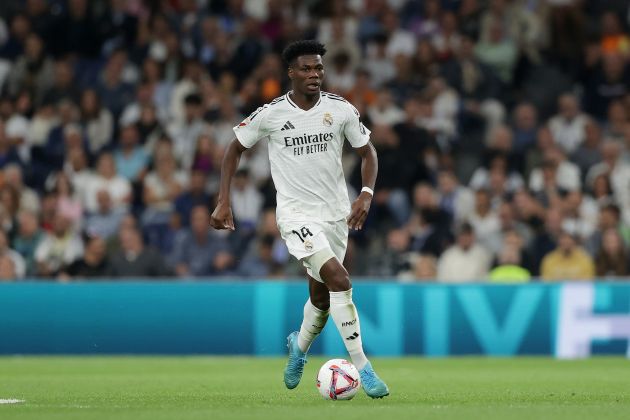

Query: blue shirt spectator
<box><xmin>170</xmin><ymin>206</ymin><xmax>233</xmax><ymax>277</ymax></box>
<box><xmin>174</xmin><ymin>170</ymin><xmax>212</xmax><ymax>227</ymax></box>
<box><xmin>114</xmin><ymin>124</ymin><xmax>149</xmax><ymax>182</ymax></box>
<box><xmin>85</xmin><ymin>190</ymin><xmax>127</xmax><ymax>240</ymax></box>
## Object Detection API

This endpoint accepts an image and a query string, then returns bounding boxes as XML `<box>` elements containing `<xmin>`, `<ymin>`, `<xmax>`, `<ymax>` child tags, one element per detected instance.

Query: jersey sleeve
<box><xmin>343</xmin><ymin>103</ymin><xmax>371</xmax><ymax>148</ymax></box>
<box><xmin>233</xmin><ymin>105</ymin><xmax>270</xmax><ymax>148</ymax></box>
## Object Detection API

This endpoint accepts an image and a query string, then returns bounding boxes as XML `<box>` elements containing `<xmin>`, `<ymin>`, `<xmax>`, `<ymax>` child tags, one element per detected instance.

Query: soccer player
<box><xmin>210</xmin><ymin>40</ymin><xmax>389</xmax><ymax>398</ymax></box>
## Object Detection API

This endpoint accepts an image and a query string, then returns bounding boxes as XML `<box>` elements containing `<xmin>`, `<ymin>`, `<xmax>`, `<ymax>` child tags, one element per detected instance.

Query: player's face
<box><xmin>289</xmin><ymin>55</ymin><xmax>324</xmax><ymax>95</ymax></box>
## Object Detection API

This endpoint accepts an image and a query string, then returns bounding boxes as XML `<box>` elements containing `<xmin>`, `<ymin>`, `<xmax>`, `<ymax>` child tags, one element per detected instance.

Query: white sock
<box><xmin>329</xmin><ymin>289</ymin><xmax>369</xmax><ymax>370</ymax></box>
<box><xmin>297</xmin><ymin>299</ymin><xmax>329</xmax><ymax>353</ymax></box>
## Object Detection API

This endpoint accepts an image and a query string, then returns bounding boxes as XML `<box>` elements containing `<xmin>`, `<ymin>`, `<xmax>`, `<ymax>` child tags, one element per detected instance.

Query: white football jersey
<box><xmin>233</xmin><ymin>91</ymin><xmax>370</xmax><ymax>222</ymax></box>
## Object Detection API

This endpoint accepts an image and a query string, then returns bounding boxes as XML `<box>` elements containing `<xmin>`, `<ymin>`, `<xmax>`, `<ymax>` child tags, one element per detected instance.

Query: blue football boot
<box><xmin>283</xmin><ymin>331</ymin><xmax>307</xmax><ymax>389</ymax></box>
<box><xmin>359</xmin><ymin>361</ymin><xmax>389</xmax><ymax>398</ymax></box>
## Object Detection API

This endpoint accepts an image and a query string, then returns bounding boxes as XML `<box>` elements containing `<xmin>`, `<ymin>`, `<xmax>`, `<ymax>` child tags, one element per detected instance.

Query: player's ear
<box><xmin>288</xmin><ymin>65</ymin><xmax>294</xmax><ymax>80</ymax></box>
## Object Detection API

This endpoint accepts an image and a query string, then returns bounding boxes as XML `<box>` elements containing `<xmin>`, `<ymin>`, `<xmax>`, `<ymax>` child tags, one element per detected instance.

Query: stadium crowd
<box><xmin>0</xmin><ymin>0</ymin><xmax>629</xmax><ymax>281</ymax></box>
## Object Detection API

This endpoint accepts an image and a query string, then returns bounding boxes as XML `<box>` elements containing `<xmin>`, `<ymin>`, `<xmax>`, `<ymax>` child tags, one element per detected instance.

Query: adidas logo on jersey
<box><xmin>281</xmin><ymin>121</ymin><xmax>296</xmax><ymax>131</ymax></box>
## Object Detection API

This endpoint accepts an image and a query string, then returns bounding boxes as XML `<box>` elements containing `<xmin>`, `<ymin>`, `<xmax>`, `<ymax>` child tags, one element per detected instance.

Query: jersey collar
<box><xmin>286</xmin><ymin>91</ymin><xmax>322</xmax><ymax>111</ymax></box>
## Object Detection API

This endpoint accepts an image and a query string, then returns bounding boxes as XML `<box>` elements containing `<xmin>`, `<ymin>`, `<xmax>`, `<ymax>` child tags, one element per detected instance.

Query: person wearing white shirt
<box><xmin>548</xmin><ymin>93</ymin><xmax>589</xmax><ymax>155</ymax></box>
<box><xmin>83</xmin><ymin>153</ymin><xmax>131</xmax><ymax>214</ymax></box>
<box><xmin>437</xmin><ymin>223</ymin><xmax>492</xmax><ymax>282</ymax></box>
<box><xmin>209</xmin><ymin>41</ymin><xmax>389</xmax><ymax>397</ymax></box>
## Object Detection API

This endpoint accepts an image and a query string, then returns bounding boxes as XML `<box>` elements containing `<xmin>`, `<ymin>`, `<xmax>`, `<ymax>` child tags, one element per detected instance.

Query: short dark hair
<box><xmin>184</xmin><ymin>93</ymin><xmax>202</xmax><ymax>106</ymax></box>
<box><xmin>281</xmin><ymin>40</ymin><xmax>326</xmax><ymax>66</ymax></box>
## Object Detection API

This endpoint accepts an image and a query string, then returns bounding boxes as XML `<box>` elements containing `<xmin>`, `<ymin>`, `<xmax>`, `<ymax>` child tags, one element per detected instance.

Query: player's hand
<box><xmin>210</xmin><ymin>202</ymin><xmax>235</xmax><ymax>230</ymax></box>
<box><xmin>347</xmin><ymin>192</ymin><xmax>372</xmax><ymax>230</ymax></box>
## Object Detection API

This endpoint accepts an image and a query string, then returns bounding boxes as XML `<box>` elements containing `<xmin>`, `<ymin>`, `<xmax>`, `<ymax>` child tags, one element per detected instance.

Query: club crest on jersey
<box><xmin>304</xmin><ymin>240</ymin><xmax>314</xmax><ymax>251</ymax></box>
<box><xmin>323</xmin><ymin>112</ymin><xmax>333</xmax><ymax>127</ymax></box>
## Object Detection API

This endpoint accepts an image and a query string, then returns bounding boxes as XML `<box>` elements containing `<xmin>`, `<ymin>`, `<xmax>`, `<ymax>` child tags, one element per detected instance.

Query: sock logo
<box><xmin>345</xmin><ymin>332</ymin><xmax>359</xmax><ymax>340</ymax></box>
<box><xmin>342</xmin><ymin>319</ymin><xmax>357</xmax><ymax>327</ymax></box>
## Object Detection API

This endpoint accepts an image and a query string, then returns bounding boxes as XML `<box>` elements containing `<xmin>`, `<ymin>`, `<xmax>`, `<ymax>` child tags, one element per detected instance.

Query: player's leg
<box><xmin>284</xmin><ymin>275</ymin><xmax>330</xmax><ymax>389</ymax></box>
<box><xmin>319</xmin><ymin>257</ymin><xmax>390</xmax><ymax>398</ymax></box>
<box><xmin>297</xmin><ymin>275</ymin><xmax>330</xmax><ymax>352</ymax></box>
<box><xmin>281</xmin><ymin>220</ymin><xmax>333</xmax><ymax>389</ymax></box>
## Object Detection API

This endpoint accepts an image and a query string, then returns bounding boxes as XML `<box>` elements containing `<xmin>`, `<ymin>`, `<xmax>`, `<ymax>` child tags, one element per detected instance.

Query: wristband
<box><xmin>361</xmin><ymin>186</ymin><xmax>374</xmax><ymax>196</ymax></box>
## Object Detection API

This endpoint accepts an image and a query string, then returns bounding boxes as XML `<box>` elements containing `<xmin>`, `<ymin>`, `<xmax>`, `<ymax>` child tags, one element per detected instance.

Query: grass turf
<box><xmin>0</xmin><ymin>357</ymin><xmax>628</xmax><ymax>420</ymax></box>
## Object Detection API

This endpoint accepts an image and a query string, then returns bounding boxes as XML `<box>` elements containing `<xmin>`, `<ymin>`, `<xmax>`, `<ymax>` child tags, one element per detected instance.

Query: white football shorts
<box><xmin>277</xmin><ymin>218</ymin><xmax>348</xmax><ymax>283</ymax></box>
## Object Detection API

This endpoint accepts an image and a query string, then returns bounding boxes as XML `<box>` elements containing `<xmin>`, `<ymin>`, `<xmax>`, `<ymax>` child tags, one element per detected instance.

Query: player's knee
<box><xmin>325</xmin><ymin>268</ymin><xmax>351</xmax><ymax>292</ymax></box>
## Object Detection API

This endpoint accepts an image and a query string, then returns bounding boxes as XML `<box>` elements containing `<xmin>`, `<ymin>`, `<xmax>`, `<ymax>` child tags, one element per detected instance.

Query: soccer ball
<box><xmin>316</xmin><ymin>359</ymin><xmax>361</xmax><ymax>400</ymax></box>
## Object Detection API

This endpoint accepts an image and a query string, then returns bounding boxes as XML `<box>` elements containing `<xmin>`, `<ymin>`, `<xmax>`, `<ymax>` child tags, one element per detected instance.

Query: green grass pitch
<box><xmin>0</xmin><ymin>357</ymin><xmax>629</xmax><ymax>420</ymax></box>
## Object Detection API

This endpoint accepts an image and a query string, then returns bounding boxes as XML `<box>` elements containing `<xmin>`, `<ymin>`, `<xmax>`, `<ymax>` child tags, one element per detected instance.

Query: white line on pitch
<box><xmin>0</xmin><ymin>399</ymin><xmax>24</xmax><ymax>404</ymax></box>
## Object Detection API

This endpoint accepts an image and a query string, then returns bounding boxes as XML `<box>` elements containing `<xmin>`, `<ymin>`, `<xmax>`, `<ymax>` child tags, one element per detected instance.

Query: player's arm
<box><xmin>348</xmin><ymin>141</ymin><xmax>378</xmax><ymax>231</ymax></box>
<box><xmin>210</xmin><ymin>138</ymin><xmax>247</xmax><ymax>230</ymax></box>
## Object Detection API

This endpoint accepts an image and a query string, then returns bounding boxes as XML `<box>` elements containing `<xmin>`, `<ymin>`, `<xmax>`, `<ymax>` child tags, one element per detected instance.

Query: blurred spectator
<box><xmin>411</xmin><ymin>254</ymin><xmax>438</xmax><ymax>281</ymax></box>
<box><xmin>98</xmin><ymin>0</ymin><xmax>138</xmax><ymax>53</ymax></box>
<box><xmin>191</xmin><ymin>133</ymin><xmax>218</xmax><ymax>177</ymax></box>
<box><xmin>466</xmin><ymin>189</ymin><xmax>500</xmax><ymax>250</ymax></box>
<box><xmin>5</xmin><ymin>91</ymin><xmax>32</xmax><ymax>162</ymax></box>
<box><xmin>571</xmin><ymin>119</ymin><xmax>603</xmax><ymax>180</ymax></box>
<box><xmin>441</xmin><ymin>34</ymin><xmax>502</xmax><ymax>119</ymax></box>
<box><xmin>0</xmin><ymin>120</ymin><xmax>22</xmax><ymax>168</ymax></box>
<box><xmin>49</xmin><ymin>0</ymin><xmax>101</xmax><ymax>57</ymax></box>
<box><xmin>0</xmin><ymin>229</ymin><xmax>25</xmax><ymax>278</ymax></box>
<box><xmin>108</xmin><ymin>226</ymin><xmax>171</xmax><ymax>277</ymax></box>
<box><xmin>142</xmin><ymin>147</ymin><xmax>187</xmax><ymax>227</ymax></box>
<box><xmin>79</xmin><ymin>88</ymin><xmax>113</xmax><ymax>155</ymax></box>
<box><xmin>432</xmin><ymin>11</ymin><xmax>461</xmax><ymax>61</ymax></box>
<box><xmin>603</xmin><ymin>100</ymin><xmax>628</xmax><ymax>141</ymax></box>
<box><xmin>84</xmin><ymin>153</ymin><xmax>131</xmax><ymax>213</ymax></box>
<box><xmin>63</xmin><ymin>147</ymin><xmax>93</xmax><ymax>205</ymax></box>
<box><xmin>4</xmin><ymin>163</ymin><xmax>39</xmax><ymax>214</ymax></box>
<box><xmin>0</xmin><ymin>254</ymin><xmax>16</xmax><ymax>280</ymax></box>
<box><xmin>437</xmin><ymin>223</ymin><xmax>491</xmax><ymax>282</ymax></box>
<box><xmin>381</xmin><ymin>10</ymin><xmax>416</xmax><ymax>59</ymax></box>
<box><xmin>85</xmin><ymin>190</ymin><xmax>126</xmax><ymax>240</ymax></box>
<box><xmin>437</xmin><ymin>169</ymin><xmax>474</xmax><ymax>223</ymax></box>
<box><xmin>595</xmin><ymin>228</ymin><xmax>630</xmax><ymax>277</ymax></box>
<box><xmin>6</xmin><ymin>33</ymin><xmax>54</xmax><ymax>99</ymax></box>
<box><xmin>474</xmin><ymin>20</ymin><xmax>517</xmax><ymax>84</ymax></box>
<box><xmin>61</xmin><ymin>235</ymin><xmax>110</xmax><ymax>279</ymax></box>
<box><xmin>34</xmin><ymin>213</ymin><xmax>84</xmax><ymax>277</ymax></box>
<box><xmin>529</xmin><ymin>146</ymin><xmax>581</xmax><ymax>194</ymax></box>
<box><xmin>170</xmin><ymin>206</ymin><xmax>233</xmax><ymax>277</ymax></box>
<box><xmin>12</xmin><ymin>210</ymin><xmax>43</xmax><ymax>276</ymax></box>
<box><xmin>113</xmin><ymin>123</ymin><xmax>149</xmax><ymax>183</ymax></box>
<box><xmin>367</xmin><ymin>89</ymin><xmax>405</xmax><ymax>126</ymax></box>
<box><xmin>237</xmin><ymin>234</ymin><xmax>284</xmax><ymax>278</ymax></box>
<box><xmin>174</xmin><ymin>170</ymin><xmax>211</xmax><ymax>228</ymax></box>
<box><xmin>587</xmin><ymin>140</ymin><xmax>630</xmax><ymax>225</ymax></box>
<box><xmin>529</xmin><ymin>206</ymin><xmax>562</xmax><ymax>276</ymax></box>
<box><xmin>50</xmin><ymin>172</ymin><xmax>83</xmax><ymax>228</ymax></box>
<box><xmin>488</xmin><ymin>244</ymin><xmax>531</xmax><ymax>283</ymax></box>
<box><xmin>511</xmin><ymin>102</ymin><xmax>539</xmax><ymax>154</ymax></box>
<box><xmin>584</xmin><ymin>53</ymin><xmax>630</xmax><ymax>120</ymax></box>
<box><xmin>485</xmin><ymin>202</ymin><xmax>533</xmax><ymax>256</ymax></box>
<box><xmin>0</xmin><ymin>13</ymin><xmax>31</xmax><ymax>61</ymax></box>
<box><xmin>541</xmin><ymin>230</ymin><xmax>595</xmax><ymax>281</ymax></box>
<box><xmin>230</xmin><ymin>169</ymin><xmax>263</xmax><ymax>230</ymax></box>
<box><xmin>585</xmin><ymin>204</ymin><xmax>628</xmax><ymax>256</ymax></box>
<box><xmin>365</xmin><ymin>34</ymin><xmax>396</xmax><ymax>87</ymax></box>
<box><xmin>40</xmin><ymin>59</ymin><xmax>81</xmax><ymax>107</ymax></box>
<box><xmin>548</xmin><ymin>93</ymin><xmax>589</xmax><ymax>155</ymax></box>
<box><xmin>469</xmin><ymin>126</ymin><xmax>524</xmax><ymax>193</ymax></box>
<box><xmin>167</xmin><ymin>92</ymin><xmax>205</xmax><ymax>170</ymax></box>
<box><xmin>96</xmin><ymin>49</ymin><xmax>135</xmax><ymax>119</ymax></box>
<box><xmin>30</xmin><ymin>101</ymin><xmax>81</xmax><ymax>186</ymax></box>
<box><xmin>0</xmin><ymin>184</ymin><xmax>20</xmax><ymax>237</ymax></box>
<box><xmin>560</xmin><ymin>191</ymin><xmax>598</xmax><ymax>241</ymax></box>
